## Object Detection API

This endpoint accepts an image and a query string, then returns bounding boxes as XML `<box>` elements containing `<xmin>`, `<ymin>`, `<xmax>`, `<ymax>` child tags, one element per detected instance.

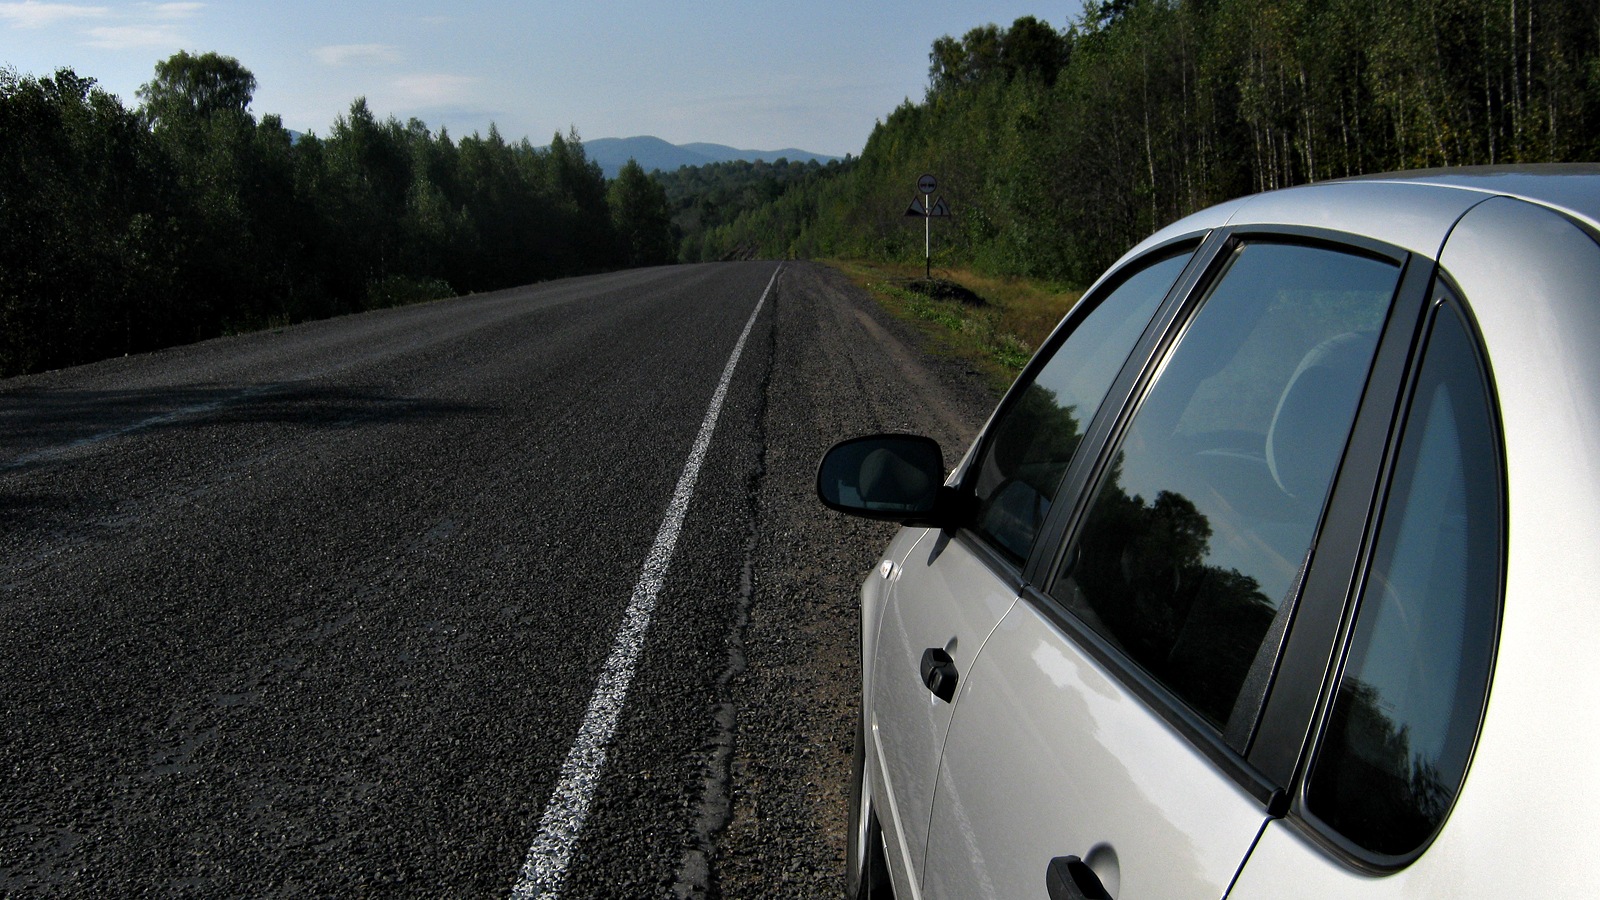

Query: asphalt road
<box><xmin>0</xmin><ymin>261</ymin><xmax>993</xmax><ymax>898</ymax></box>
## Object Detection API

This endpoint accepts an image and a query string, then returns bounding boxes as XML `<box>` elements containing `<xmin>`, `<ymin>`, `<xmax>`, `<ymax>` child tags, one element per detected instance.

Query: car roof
<box><xmin>1108</xmin><ymin>165</ymin><xmax>1600</xmax><ymax>281</ymax></box>
<box><xmin>1336</xmin><ymin>164</ymin><xmax>1600</xmax><ymax>230</ymax></box>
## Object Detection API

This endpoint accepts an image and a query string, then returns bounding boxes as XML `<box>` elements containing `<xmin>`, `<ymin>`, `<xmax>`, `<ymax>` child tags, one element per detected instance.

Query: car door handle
<box><xmin>1046</xmin><ymin>856</ymin><xmax>1112</xmax><ymax>900</ymax></box>
<box><xmin>920</xmin><ymin>647</ymin><xmax>958</xmax><ymax>702</ymax></box>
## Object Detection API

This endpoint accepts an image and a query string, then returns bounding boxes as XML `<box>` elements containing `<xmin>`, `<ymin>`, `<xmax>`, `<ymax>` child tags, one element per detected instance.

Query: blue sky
<box><xmin>2</xmin><ymin>1</ymin><xmax>1072</xmax><ymax>157</ymax></box>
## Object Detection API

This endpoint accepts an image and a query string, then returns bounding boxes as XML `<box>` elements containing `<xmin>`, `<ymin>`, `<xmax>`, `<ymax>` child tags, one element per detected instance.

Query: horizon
<box><xmin>2</xmin><ymin>1</ymin><xmax>1065</xmax><ymax>159</ymax></box>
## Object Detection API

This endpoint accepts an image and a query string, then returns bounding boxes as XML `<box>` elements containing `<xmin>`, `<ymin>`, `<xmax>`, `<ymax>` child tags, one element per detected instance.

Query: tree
<box><xmin>2</xmin><ymin>52</ymin><xmax>705</xmax><ymax>376</ymax></box>
<box><xmin>135</xmin><ymin>50</ymin><xmax>256</xmax><ymax>130</ymax></box>
<box><xmin>1001</xmin><ymin>16</ymin><xmax>1069</xmax><ymax>84</ymax></box>
<box><xmin>0</xmin><ymin>67</ymin><xmax>179</xmax><ymax>374</ymax></box>
<box><xmin>608</xmin><ymin>160</ymin><xmax>675</xmax><ymax>267</ymax></box>
<box><xmin>930</xmin><ymin>18</ymin><xmax>1067</xmax><ymax>95</ymax></box>
<box><xmin>929</xmin><ymin>24</ymin><xmax>1003</xmax><ymax>94</ymax></box>
<box><xmin>136</xmin><ymin>52</ymin><xmax>276</xmax><ymax>330</ymax></box>
<box><xmin>324</xmin><ymin>98</ymin><xmax>414</xmax><ymax>299</ymax></box>
<box><xmin>545</xmin><ymin>128</ymin><xmax>619</xmax><ymax>273</ymax></box>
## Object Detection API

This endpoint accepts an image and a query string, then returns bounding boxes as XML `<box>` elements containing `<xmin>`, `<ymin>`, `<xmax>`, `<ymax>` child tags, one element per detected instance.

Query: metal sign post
<box><xmin>905</xmin><ymin>174</ymin><xmax>951</xmax><ymax>280</ymax></box>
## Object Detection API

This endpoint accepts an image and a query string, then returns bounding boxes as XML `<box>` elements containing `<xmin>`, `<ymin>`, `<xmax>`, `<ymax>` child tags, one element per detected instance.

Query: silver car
<box><xmin>819</xmin><ymin>167</ymin><xmax>1600</xmax><ymax>899</ymax></box>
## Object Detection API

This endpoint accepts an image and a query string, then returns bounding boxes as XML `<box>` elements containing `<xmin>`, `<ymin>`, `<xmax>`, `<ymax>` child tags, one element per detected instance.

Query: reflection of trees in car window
<box><xmin>1070</xmin><ymin>456</ymin><xmax>1276</xmax><ymax>726</ymax></box>
<box><xmin>974</xmin><ymin>386</ymin><xmax>1083</xmax><ymax>560</ymax></box>
<box><xmin>1053</xmin><ymin>242</ymin><xmax>1400</xmax><ymax>732</ymax></box>
<box><xmin>970</xmin><ymin>252</ymin><xmax>1191</xmax><ymax>564</ymax></box>
<box><xmin>993</xmin><ymin>385</ymin><xmax>1085</xmax><ymax>496</ymax></box>
<box><xmin>1311</xmin><ymin>679</ymin><xmax>1454</xmax><ymax>854</ymax></box>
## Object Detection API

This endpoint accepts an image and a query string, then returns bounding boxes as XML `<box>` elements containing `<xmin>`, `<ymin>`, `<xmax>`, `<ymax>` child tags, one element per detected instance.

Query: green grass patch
<box><xmin>824</xmin><ymin>259</ymin><xmax>1082</xmax><ymax>392</ymax></box>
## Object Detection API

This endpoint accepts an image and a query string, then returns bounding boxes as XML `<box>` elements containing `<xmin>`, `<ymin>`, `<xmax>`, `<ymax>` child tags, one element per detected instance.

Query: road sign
<box><xmin>905</xmin><ymin>197</ymin><xmax>952</xmax><ymax>218</ymax></box>
<box><xmin>906</xmin><ymin>177</ymin><xmax>948</xmax><ymax>280</ymax></box>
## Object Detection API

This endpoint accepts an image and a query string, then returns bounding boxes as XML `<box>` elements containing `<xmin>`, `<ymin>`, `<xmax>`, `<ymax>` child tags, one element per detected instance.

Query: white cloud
<box><xmin>143</xmin><ymin>2</ymin><xmax>203</xmax><ymax>18</ymax></box>
<box><xmin>0</xmin><ymin>1</ymin><xmax>109</xmax><ymax>29</ymax></box>
<box><xmin>84</xmin><ymin>22</ymin><xmax>179</xmax><ymax>48</ymax></box>
<box><xmin>314</xmin><ymin>43</ymin><xmax>402</xmax><ymax>67</ymax></box>
<box><xmin>394</xmin><ymin>72</ymin><xmax>476</xmax><ymax>106</ymax></box>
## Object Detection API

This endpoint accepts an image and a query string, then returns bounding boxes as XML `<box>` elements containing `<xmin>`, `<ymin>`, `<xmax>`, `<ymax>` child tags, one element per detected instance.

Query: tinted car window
<box><xmin>970</xmin><ymin>252</ymin><xmax>1189</xmax><ymax>563</ymax></box>
<box><xmin>1306</xmin><ymin>300</ymin><xmax>1500</xmax><ymax>859</ymax></box>
<box><xmin>1053</xmin><ymin>242</ymin><xmax>1397</xmax><ymax>730</ymax></box>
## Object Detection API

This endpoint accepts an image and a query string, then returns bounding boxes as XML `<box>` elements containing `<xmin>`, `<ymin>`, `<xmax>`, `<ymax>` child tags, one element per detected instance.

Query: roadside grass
<box><xmin>823</xmin><ymin>259</ymin><xmax>1083</xmax><ymax>392</ymax></box>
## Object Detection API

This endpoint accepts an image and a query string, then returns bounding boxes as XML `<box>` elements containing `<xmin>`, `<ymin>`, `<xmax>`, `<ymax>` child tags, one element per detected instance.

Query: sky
<box><xmin>2</xmin><ymin>1</ymin><xmax>1075</xmax><ymax>158</ymax></box>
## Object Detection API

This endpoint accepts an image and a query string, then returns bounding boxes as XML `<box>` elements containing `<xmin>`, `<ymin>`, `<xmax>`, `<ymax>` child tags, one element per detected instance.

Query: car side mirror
<box><xmin>817</xmin><ymin>434</ymin><xmax>954</xmax><ymax>527</ymax></box>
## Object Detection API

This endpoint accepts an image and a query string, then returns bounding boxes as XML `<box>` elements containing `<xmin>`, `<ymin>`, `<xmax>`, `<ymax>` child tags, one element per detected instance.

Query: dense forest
<box><xmin>652</xmin><ymin>157</ymin><xmax>850</xmax><ymax>262</ymax></box>
<box><xmin>690</xmin><ymin>0</ymin><xmax>1600</xmax><ymax>285</ymax></box>
<box><xmin>0</xmin><ymin>52</ymin><xmax>674</xmax><ymax>378</ymax></box>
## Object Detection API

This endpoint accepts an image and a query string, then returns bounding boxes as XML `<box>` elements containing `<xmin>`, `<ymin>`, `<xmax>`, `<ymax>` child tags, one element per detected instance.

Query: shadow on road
<box><xmin>0</xmin><ymin>384</ymin><xmax>488</xmax><ymax>541</ymax></box>
<box><xmin>0</xmin><ymin>383</ymin><xmax>488</xmax><ymax>468</ymax></box>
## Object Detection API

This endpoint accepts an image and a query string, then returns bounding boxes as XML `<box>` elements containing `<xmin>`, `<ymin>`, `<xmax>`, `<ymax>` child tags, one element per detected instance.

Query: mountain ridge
<box><xmin>583</xmin><ymin>135</ymin><xmax>840</xmax><ymax>177</ymax></box>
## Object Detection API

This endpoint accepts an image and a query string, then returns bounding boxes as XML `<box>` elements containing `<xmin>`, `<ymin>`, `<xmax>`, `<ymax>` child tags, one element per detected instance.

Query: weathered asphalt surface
<box><xmin>0</xmin><ymin>261</ymin><xmax>993</xmax><ymax>898</ymax></box>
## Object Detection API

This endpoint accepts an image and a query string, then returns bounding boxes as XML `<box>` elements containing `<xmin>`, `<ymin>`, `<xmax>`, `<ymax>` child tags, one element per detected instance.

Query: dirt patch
<box><xmin>899</xmin><ymin>278</ymin><xmax>987</xmax><ymax>306</ymax></box>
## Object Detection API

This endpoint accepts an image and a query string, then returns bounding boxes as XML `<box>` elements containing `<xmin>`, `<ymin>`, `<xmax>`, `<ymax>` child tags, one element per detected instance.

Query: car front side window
<box><xmin>1052</xmin><ymin>241</ymin><xmax>1399</xmax><ymax>733</ymax></box>
<box><xmin>969</xmin><ymin>251</ymin><xmax>1191</xmax><ymax>564</ymax></box>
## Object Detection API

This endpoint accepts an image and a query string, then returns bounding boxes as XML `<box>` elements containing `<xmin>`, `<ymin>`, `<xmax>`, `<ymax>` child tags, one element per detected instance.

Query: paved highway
<box><xmin>0</xmin><ymin>262</ymin><xmax>991</xmax><ymax>897</ymax></box>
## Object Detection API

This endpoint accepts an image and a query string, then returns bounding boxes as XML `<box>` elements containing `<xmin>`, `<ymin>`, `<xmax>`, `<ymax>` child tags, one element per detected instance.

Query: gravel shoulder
<box><xmin>713</xmin><ymin>261</ymin><xmax>997</xmax><ymax>897</ymax></box>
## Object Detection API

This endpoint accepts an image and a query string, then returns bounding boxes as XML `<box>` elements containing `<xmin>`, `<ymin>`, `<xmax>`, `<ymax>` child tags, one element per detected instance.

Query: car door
<box><xmin>867</xmin><ymin>248</ymin><xmax>1198</xmax><ymax>897</ymax></box>
<box><xmin>925</xmin><ymin>235</ymin><xmax>1411</xmax><ymax>898</ymax></box>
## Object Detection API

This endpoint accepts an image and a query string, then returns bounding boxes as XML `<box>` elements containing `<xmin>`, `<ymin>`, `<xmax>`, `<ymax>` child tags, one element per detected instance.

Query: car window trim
<box><xmin>1246</xmin><ymin>252</ymin><xmax>1435</xmax><ymax>784</ymax></box>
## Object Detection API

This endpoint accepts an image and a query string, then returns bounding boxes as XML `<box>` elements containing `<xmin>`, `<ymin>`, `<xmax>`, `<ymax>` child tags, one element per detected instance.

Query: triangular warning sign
<box><xmin>929</xmin><ymin>197</ymin><xmax>952</xmax><ymax>218</ymax></box>
<box><xmin>905</xmin><ymin>198</ymin><xmax>928</xmax><ymax>217</ymax></box>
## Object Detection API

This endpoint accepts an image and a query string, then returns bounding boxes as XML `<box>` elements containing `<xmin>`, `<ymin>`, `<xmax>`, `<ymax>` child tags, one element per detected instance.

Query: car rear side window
<box><xmin>969</xmin><ymin>252</ymin><xmax>1189</xmax><ymax>564</ymax></box>
<box><xmin>1052</xmin><ymin>242</ymin><xmax>1397</xmax><ymax>731</ymax></box>
<box><xmin>1305</xmin><ymin>299</ymin><xmax>1501</xmax><ymax>861</ymax></box>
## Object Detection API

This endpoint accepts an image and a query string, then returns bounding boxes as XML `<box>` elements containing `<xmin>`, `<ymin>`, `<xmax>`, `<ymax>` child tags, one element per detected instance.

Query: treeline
<box><xmin>697</xmin><ymin>0</ymin><xmax>1600</xmax><ymax>285</ymax></box>
<box><xmin>0</xmin><ymin>52</ymin><xmax>673</xmax><ymax>378</ymax></box>
<box><xmin>653</xmin><ymin>157</ymin><xmax>850</xmax><ymax>262</ymax></box>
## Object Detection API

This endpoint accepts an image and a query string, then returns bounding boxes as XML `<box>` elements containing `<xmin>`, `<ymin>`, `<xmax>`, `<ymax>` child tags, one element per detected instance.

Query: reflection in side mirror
<box><xmin>976</xmin><ymin>478</ymin><xmax>1050</xmax><ymax>562</ymax></box>
<box><xmin>817</xmin><ymin>434</ymin><xmax>947</xmax><ymax>524</ymax></box>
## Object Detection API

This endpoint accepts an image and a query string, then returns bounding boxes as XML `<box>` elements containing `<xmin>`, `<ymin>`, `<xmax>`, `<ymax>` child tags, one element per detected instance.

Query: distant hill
<box><xmin>583</xmin><ymin>136</ymin><xmax>840</xmax><ymax>178</ymax></box>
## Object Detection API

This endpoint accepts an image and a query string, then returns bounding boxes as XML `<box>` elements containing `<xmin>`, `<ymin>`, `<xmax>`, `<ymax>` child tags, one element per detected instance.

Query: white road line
<box><xmin>510</xmin><ymin>265</ymin><xmax>780</xmax><ymax>900</ymax></box>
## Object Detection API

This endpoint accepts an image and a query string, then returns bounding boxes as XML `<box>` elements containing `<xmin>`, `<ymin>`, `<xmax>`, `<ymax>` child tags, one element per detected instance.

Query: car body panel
<box><xmin>1352</xmin><ymin>165</ymin><xmax>1600</xmax><ymax>233</ymax></box>
<box><xmin>926</xmin><ymin>599</ymin><xmax>1266</xmax><ymax>899</ymax></box>
<box><xmin>861</xmin><ymin>526</ymin><xmax>932</xmax><ymax>720</ymax></box>
<box><xmin>867</xmin><ymin>528</ymin><xmax>1019</xmax><ymax>897</ymax></box>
